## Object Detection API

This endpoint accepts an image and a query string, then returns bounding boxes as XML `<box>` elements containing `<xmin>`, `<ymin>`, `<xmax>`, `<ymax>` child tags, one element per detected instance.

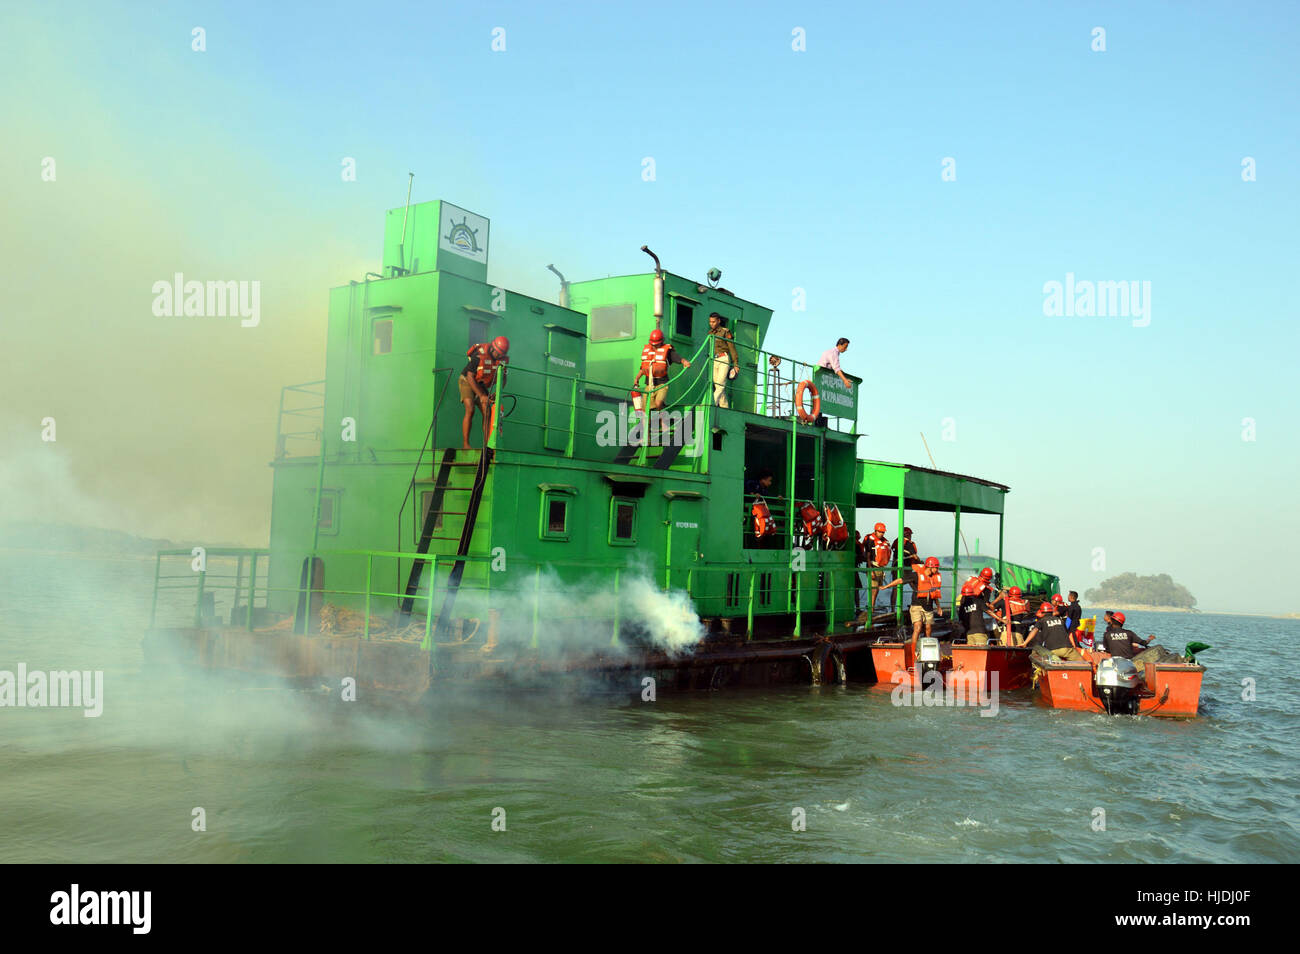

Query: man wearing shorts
<box><xmin>878</xmin><ymin>556</ymin><xmax>945</xmax><ymax>652</ymax></box>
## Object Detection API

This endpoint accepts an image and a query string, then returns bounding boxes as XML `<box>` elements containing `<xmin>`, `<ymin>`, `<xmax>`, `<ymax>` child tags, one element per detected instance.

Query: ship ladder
<box><xmin>430</xmin><ymin>447</ymin><xmax>494</xmax><ymax>640</ymax></box>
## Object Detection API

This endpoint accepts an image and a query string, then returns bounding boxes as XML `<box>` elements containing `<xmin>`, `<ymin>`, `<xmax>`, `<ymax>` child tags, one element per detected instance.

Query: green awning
<box><xmin>854</xmin><ymin>460</ymin><xmax>1007</xmax><ymax>515</ymax></box>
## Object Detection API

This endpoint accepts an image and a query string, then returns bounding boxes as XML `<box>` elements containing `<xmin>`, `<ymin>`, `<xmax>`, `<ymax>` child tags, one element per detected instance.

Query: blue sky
<box><xmin>3</xmin><ymin>2</ymin><xmax>1298</xmax><ymax>612</ymax></box>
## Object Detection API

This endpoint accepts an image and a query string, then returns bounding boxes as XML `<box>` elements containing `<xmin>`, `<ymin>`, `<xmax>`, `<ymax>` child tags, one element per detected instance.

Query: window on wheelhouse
<box><xmin>372</xmin><ymin>318</ymin><xmax>392</xmax><ymax>355</ymax></box>
<box><xmin>610</xmin><ymin>499</ymin><xmax>637</xmax><ymax>545</ymax></box>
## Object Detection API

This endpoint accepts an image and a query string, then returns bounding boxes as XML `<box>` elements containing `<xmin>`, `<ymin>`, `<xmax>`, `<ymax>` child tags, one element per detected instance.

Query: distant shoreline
<box><xmin>1083</xmin><ymin>604</ymin><xmax>1299</xmax><ymax>620</ymax></box>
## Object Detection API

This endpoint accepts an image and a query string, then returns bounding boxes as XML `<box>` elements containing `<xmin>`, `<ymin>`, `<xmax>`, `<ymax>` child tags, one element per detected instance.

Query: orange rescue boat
<box><xmin>1035</xmin><ymin>650</ymin><xmax>1206</xmax><ymax>717</ymax></box>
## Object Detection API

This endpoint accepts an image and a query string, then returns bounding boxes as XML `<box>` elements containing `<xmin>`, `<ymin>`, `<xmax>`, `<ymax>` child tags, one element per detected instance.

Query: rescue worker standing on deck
<box><xmin>632</xmin><ymin>328</ymin><xmax>690</xmax><ymax>413</ymax></box>
<box><xmin>1062</xmin><ymin>591</ymin><xmax>1082</xmax><ymax>634</ymax></box>
<box><xmin>862</xmin><ymin>522</ymin><xmax>892</xmax><ymax>616</ymax></box>
<box><xmin>878</xmin><ymin>555</ymin><xmax>945</xmax><ymax>651</ymax></box>
<box><xmin>460</xmin><ymin>336</ymin><xmax>509</xmax><ymax>450</ymax></box>
<box><xmin>890</xmin><ymin>527</ymin><xmax>919</xmax><ymax>605</ymax></box>
<box><xmin>707</xmin><ymin>313</ymin><xmax>738</xmax><ymax>408</ymax></box>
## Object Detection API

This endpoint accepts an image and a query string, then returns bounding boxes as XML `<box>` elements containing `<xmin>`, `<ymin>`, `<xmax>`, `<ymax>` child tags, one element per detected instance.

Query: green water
<box><xmin>1</xmin><ymin>551</ymin><xmax>1296</xmax><ymax>863</ymax></box>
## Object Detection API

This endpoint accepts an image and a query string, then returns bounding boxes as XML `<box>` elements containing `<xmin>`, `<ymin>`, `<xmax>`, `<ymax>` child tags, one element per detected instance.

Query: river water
<box><xmin>1</xmin><ymin>551</ymin><xmax>1296</xmax><ymax>863</ymax></box>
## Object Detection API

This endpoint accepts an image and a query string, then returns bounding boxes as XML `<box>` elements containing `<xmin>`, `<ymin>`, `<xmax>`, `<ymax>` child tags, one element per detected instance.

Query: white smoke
<box><xmin>450</xmin><ymin>566</ymin><xmax>705</xmax><ymax>657</ymax></box>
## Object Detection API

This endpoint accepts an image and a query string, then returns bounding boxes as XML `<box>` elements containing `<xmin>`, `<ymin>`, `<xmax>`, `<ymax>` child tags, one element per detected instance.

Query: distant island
<box><xmin>0</xmin><ymin>521</ymin><xmax>180</xmax><ymax>556</ymax></box>
<box><xmin>0</xmin><ymin>522</ymin><xmax>259</xmax><ymax>556</ymax></box>
<box><xmin>1084</xmin><ymin>572</ymin><xmax>1198</xmax><ymax>612</ymax></box>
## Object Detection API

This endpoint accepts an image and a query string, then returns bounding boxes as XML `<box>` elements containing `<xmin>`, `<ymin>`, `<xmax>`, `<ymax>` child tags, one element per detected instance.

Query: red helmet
<box><xmin>649</xmin><ymin>329</ymin><xmax>664</xmax><ymax>345</ymax></box>
<box><xmin>1036</xmin><ymin>603</ymin><xmax>1049</xmax><ymax>617</ymax></box>
<box><xmin>961</xmin><ymin>583</ymin><xmax>974</xmax><ymax>596</ymax></box>
<box><xmin>903</xmin><ymin>527</ymin><xmax>913</xmax><ymax>536</ymax></box>
<box><xmin>1113</xmin><ymin>611</ymin><xmax>1126</xmax><ymax>625</ymax></box>
<box><xmin>1051</xmin><ymin>594</ymin><xmax>1064</xmax><ymax>605</ymax></box>
<box><xmin>979</xmin><ymin>567</ymin><xmax>993</xmax><ymax>581</ymax></box>
<box><xmin>924</xmin><ymin>556</ymin><xmax>939</xmax><ymax>569</ymax></box>
<box><xmin>1008</xmin><ymin>586</ymin><xmax>1022</xmax><ymax>598</ymax></box>
<box><xmin>874</xmin><ymin>522</ymin><xmax>886</xmax><ymax>534</ymax></box>
<box><xmin>490</xmin><ymin>335</ymin><xmax>510</xmax><ymax>356</ymax></box>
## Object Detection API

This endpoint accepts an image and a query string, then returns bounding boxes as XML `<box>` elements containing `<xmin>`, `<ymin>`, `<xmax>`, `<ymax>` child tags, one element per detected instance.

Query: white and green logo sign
<box><xmin>439</xmin><ymin>202</ymin><xmax>489</xmax><ymax>264</ymax></box>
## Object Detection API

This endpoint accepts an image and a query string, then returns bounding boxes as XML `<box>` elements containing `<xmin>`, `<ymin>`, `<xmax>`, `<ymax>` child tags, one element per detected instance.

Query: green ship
<box><xmin>146</xmin><ymin>198</ymin><xmax>1058</xmax><ymax>693</ymax></box>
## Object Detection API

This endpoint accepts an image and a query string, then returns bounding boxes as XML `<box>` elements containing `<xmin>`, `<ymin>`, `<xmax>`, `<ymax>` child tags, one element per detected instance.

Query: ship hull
<box><xmin>144</xmin><ymin>625</ymin><xmax>895</xmax><ymax>696</ymax></box>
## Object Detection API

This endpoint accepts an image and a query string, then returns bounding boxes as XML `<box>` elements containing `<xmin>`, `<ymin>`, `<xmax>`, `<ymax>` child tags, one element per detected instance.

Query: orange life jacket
<box><xmin>798</xmin><ymin>501</ymin><xmax>824</xmax><ymax>539</ymax></box>
<box><xmin>751</xmin><ymin>496</ymin><xmax>774</xmax><ymax>539</ymax></box>
<box><xmin>640</xmin><ymin>343</ymin><xmax>671</xmax><ymax>379</ymax></box>
<box><xmin>1006</xmin><ymin>595</ymin><xmax>1029</xmax><ymax>616</ymax></box>
<box><xmin>869</xmin><ymin>533</ymin><xmax>891</xmax><ymax>567</ymax></box>
<box><xmin>963</xmin><ymin>575</ymin><xmax>991</xmax><ymax>597</ymax></box>
<box><xmin>467</xmin><ymin>342</ymin><xmax>507</xmax><ymax>387</ymax></box>
<box><xmin>912</xmin><ymin>563</ymin><xmax>942</xmax><ymax>601</ymax></box>
<box><xmin>822</xmin><ymin>504</ymin><xmax>848</xmax><ymax>547</ymax></box>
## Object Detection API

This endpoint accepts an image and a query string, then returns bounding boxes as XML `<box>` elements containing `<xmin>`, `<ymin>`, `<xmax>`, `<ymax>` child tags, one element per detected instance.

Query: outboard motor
<box><xmin>1095</xmin><ymin>657</ymin><xmax>1143</xmax><ymax>715</ymax></box>
<box><xmin>917</xmin><ymin>637</ymin><xmax>942</xmax><ymax>685</ymax></box>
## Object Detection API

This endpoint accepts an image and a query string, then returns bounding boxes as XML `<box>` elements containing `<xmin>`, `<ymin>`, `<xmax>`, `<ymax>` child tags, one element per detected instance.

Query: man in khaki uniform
<box><xmin>707</xmin><ymin>313</ymin><xmax>738</xmax><ymax>408</ymax></box>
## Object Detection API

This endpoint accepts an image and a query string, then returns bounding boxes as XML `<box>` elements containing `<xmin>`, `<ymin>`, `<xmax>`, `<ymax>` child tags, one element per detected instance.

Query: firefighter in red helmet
<box><xmin>878</xmin><ymin>555</ymin><xmax>945</xmax><ymax>650</ymax></box>
<box><xmin>460</xmin><ymin>335</ymin><xmax>510</xmax><ymax>449</ymax></box>
<box><xmin>632</xmin><ymin>327</ymin><xmax>690</xmax><ymax>414</ymax></box>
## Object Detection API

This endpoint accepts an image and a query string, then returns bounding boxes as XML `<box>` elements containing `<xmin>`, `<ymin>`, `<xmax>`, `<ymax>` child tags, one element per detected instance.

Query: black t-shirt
<box><xmin>959</xmin><ymin>596</ymin><xmax>988</xmax><ymax>635</ymax></box>
<box><xmin>1035</xmin><ymin>616</ymin><xmax>1072</xmax><ymax>651</ymax></box>
<box><xmin>1064</xmin><ymin>602</ymin><xmax>1082</xmax><ymax>628</ymax></box>
<box><xmin>893</xmin><ymin>538</ymin><xmax>918</xmax><ymax>564</ymax></box>
<box><xmin>1103</xmin><ymin>626</ymin><xmax>1143</xmax><ymax>658</ymax></box>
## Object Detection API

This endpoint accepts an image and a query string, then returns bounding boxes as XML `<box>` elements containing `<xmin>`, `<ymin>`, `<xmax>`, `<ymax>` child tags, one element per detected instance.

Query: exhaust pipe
<box><xmin>546</xmin><ymin>264</ymin><xmax>570</xmax><ymax>309</ymax></box>
<box><xmin>641</xmin><ymin>245</ymin><xmax>664</xmax><ymax>326</ymax></box>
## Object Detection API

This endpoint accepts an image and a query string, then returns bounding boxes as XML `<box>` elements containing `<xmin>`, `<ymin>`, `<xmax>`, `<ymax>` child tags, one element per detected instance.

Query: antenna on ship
<box><xmin>641</xmin><ymin>245</ymin><xmax>664</xmax><ymax>330</ymax></box>
<box><xmin>546</xmin><ymin>264</ymin><xmax>570</xmax><ymax>309</ymax></box>
<box><xmin>397</xmin><ymin>172</ymin><xmax>414</xmax><ymax>272</ymax></box>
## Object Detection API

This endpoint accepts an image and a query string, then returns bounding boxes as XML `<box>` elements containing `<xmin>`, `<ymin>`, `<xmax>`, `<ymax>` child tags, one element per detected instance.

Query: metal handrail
<box><xmin>150</xmin><ymin>545</ymin><xmax>871</xmax><ymax>648</ymax></box>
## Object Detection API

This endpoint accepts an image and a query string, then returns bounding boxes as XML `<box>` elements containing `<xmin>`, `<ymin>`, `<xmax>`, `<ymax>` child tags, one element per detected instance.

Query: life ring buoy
<box><xmin>795</xmin><ymin>380</ymin><xmax>820</xmax><ymax>423</ymax></box>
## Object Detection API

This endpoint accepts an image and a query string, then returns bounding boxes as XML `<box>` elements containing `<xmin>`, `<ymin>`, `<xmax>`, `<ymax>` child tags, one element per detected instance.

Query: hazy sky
<box><xmin>3</xmin><ymin>2</ymin><xmax>1297</xmax><ymax>613</ymax></box>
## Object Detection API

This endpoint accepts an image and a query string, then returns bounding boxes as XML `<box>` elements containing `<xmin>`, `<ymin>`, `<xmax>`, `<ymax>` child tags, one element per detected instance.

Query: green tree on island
<box><xmin>1084</xmin><ymin>572</ymin><xmax>1197</xmax><ymax>610</ymax></box>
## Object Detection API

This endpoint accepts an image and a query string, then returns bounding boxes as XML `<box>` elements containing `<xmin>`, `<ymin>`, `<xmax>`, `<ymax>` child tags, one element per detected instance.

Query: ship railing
<box><xmin>151</xmin><ymin>547</ymin><xmax>448</xmax><ymax>648</ymax></box>
<box><xmin>478</xmin><ymin>336</ymin><xmax>859</xmax><ymax>465</ymax></box>
<box><xmin>674</xmin><ymin>561</ymin><xmax>865</xmax><ymax>639</ymax></box>
<box><xmin>274</xmin><ymin>380</ymin><xmax>325</xmax><ymax>460</ymax></box>
<box><xmin>481</xmin><ymin>332</ymin><xmax>720</xmax><ymax>469</ymax></box>
<box><xmin>151</xmin><ymin>545</ymin><xmax>878</xmax><ymax>649</ymax></box>
<box><xmin>151</xmin><ymin>547</ymin><xmax>273</xmax><ymax>630</ymax></box>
